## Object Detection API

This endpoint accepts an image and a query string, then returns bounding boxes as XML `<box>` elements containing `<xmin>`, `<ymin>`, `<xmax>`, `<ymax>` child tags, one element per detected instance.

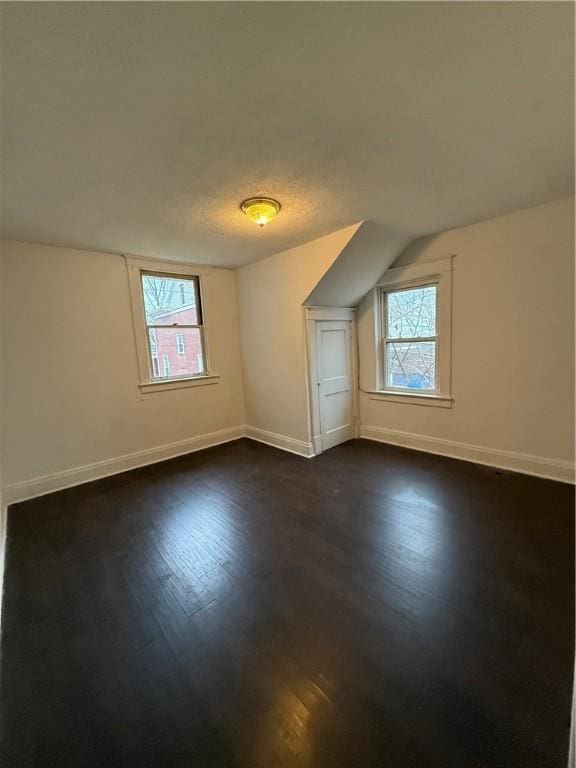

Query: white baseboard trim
<box><xmin>3</xmin><ymin>426</ymin><xmax>245</xmax><ymax>505</ymax></box>
<box><xmin>360</xmin><ymin>425</ymin><xmax>575</xmax><ymax>484</ymax></box>
<box><xmin>312</xmin><ymin>435</ymin><xmax>322</xmax><ymax>455</ymax></box>
<box><xmin>4</xmin><ymin>421</ymin><xmax>572</xmax><ymax>506</ymax></box>
<box><xmin>244</xmin><ymin>425</ymin><xmax>315</xmax><ymax>458</ymax></box>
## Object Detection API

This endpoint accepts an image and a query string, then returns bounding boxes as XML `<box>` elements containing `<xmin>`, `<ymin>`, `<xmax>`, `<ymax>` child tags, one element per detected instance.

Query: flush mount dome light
<box><xmin>240</xmin><ymin>197</ymin><xmax>281</xmax><ymax>228</ymax></box>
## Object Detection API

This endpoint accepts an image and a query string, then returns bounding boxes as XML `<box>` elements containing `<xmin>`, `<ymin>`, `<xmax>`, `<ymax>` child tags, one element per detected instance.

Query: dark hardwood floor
<box><xmin>1</xmin><ymin>438</ymin><xmax>574</xmax><ymax>767</ymax></box>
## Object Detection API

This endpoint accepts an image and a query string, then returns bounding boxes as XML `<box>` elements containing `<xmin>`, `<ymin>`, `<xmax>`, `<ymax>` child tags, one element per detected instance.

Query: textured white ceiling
<box><xmin>1</xmin><ymin>2</ymin><xmax>573</xmax><ymax>267</ymax></box>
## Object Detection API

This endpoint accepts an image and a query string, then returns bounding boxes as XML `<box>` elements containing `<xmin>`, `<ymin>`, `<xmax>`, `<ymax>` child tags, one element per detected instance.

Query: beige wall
<box><xmin>0</xmin><ymin>241</ymin><xmax>245</xmax><ymax>488</ymax></box>
<box><xmin>237</xmin><ymin>225</ymin><xmax>359</xmax><ymax>444</ymax></box>
<box><xmin>1</xmin><ymin>198</ymin><xmax>573</xmax><ymax>493</ymax></box>
<box><xmin>0</xmin><ymin>251</ymin><xmax>4</xmax><ymax>622</ymax></box>
<box><xmin>359</xmin><ymin>197</ymin><xmax>575</xmax><ymax>466</ymax></box>
<box><xmin>0</xmin><ymin>247</ymin><xmax>2</xmax><ymax>503</ymax></box>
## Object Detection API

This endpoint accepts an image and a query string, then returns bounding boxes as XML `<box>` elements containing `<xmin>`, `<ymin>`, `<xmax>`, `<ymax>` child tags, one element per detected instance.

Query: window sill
<box><xmin>366</xmin><ymin>390</ymin><xmax>453</xmax><ymax>408</ymax></box>
<box><xmin>139</xmin><ymin>374</ymin><xmax>220</xmax><ymax>394</ymax></box>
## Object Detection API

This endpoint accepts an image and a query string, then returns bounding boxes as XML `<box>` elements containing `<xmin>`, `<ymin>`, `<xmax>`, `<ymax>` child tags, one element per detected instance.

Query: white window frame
<box><xmin>125</xmin><ymin>255</ymin><xmax>220</xmax><ymax>393</ymax></box>
<box><xmin>176</xmin><ymin>333</ymin><xmax>185</xmax><ymax>355</ymax></box>
<box><xmin>371</xmin><ymin>256</ymin><xmax>453</xmax><ymax>407</ymax></box>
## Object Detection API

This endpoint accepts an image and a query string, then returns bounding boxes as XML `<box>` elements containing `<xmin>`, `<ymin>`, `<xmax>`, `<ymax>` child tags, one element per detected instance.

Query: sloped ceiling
<box><xmin>305</xmin><ymin>221</ymin><xmax>411</xmax><ymax>307</ymax></box>
<box><xmin>1</xmin><ymin>2</ymin><xmax>573</xmax><ymax>268</ymax></box>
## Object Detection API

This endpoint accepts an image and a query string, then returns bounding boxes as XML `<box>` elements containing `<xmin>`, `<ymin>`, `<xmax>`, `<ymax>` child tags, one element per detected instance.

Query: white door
<box><xmin>315</xmin><ymin>320</ymin><xmax>355</xmax><ymax>451</ymax></box>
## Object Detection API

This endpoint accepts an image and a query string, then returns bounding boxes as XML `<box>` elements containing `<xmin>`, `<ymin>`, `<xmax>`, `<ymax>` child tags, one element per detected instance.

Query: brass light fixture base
<box><xmin>240</xmin><ymin>197</ymin><xmax>281</xmax><ymax>228</ymax></box>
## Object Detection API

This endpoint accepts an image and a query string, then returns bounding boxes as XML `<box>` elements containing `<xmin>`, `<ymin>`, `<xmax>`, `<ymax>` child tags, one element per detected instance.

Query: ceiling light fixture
<box><xmin>240</xmin><ymin>197</ymin><xmax>281</xmax><ymax>228</ymax></box>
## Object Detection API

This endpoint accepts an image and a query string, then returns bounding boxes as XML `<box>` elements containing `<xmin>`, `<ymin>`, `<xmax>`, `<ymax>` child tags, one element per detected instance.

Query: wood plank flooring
<box><xmin>1</xmin><ymin>438</ymin><xmax>574</xmax><ymax>767</ymax></box>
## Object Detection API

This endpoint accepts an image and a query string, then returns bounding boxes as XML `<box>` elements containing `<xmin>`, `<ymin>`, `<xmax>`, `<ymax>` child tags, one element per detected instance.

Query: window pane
<box><xmin>149</xmin><ymin>327</ymin><xmax>205</xmax><ymax>379</ymax></box>
<box><xmin>141</xmin><ymin>274</ymin><xmax>200</xmax><ymax>325</ymax></box>
<box><xmin>387</xmin><ymin>286</ymin><xmax>436</xmax><ymax>339</ymax></box>
<box><xmin>386</xmin><ymin>341</ymin><xmax>436</xmax><ymax>389</ymax></box>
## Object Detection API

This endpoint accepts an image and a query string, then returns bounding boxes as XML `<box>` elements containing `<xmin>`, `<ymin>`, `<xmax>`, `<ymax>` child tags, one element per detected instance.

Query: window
<box><xmin>141</xmin><ymin>272</ymin><xmax>205</xmax><ymax>380</ymax></box>
<box><xmin>149</xmin><ymin>328</ymin><xmax>158</xmax><ymax>356</ymax></box>
<box><xmin>384</xmin><ymin>285</ymin><xmax>437</xmax><ymax>390</ymax></box>
<box><xmin>374</xmin><ymin>257</ymin><xmax>453</xmax><ymax>406</ymax></box>
<box><xmin>126</xmin><ymin>256</ymin><xmax>220</xmax><ymax>393</ymax></box>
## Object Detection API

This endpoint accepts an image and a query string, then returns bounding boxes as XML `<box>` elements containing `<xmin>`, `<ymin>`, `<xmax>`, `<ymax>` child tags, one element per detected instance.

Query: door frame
<box><xmin>305</xmin><ymin>307</ymin><xmax>359</xmax><ymax>456</ymax></box>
